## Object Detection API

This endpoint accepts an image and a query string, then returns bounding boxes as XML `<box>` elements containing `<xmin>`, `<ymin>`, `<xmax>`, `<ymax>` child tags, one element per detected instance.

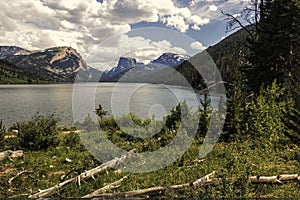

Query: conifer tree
<box><xmin>223</xmin><ymin>56</ymin><xmax>246</xmax><ymax>141</ymax></box>
<box><xmin>247</xmin><ymin>0</ymin><xmax>300</xmax><ymax>99</ymax></box>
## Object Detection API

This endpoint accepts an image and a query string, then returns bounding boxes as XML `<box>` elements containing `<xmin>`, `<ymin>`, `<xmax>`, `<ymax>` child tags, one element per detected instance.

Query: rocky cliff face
<box><xmin>105</xmin><ymin>53</ymin><xmax>189</xmax><ymax>81</ymax></box>
<box><xmin>150</xmin><ymin>53</ymin><xmax>188</xmax><ymax>68</ymax></box>
<box><xmin>0</xmin><ymin>46</ymin><xmax>101</xmax><ymax>82</ymax></box>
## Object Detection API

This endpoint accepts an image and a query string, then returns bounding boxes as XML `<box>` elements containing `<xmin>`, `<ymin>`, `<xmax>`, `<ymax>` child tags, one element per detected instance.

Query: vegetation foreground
<box><xmin>0</xmin><ymin>98</ymin><xmax>299</xmax><ymax>198</ymax></box>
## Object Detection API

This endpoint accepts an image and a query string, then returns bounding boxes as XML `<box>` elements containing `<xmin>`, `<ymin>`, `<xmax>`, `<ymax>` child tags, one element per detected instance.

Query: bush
<box><xmin>74</xmin><ymin>114</ymin><xmax>99</xmax><ymax>132</ymax></box>
<box><xmin>60</xmin><ymin>132</ymin><xmax>85</xmax><ymax>151</ymax></box>
<box><xmin>245</xmin><ymin>81</ymin><xmax>287</xmax><ymax>144</ymax></box>
<box><xmin>16</xmin><ymin>114</ymin><xmax>59</xmax><ymax>150</ymax></box>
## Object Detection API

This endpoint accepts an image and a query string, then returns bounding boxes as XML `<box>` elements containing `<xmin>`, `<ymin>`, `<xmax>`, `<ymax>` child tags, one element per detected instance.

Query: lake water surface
<box><xmin>0</xmin><ymin>83</ymin><xmax>221</xmax><ymax>127</ymax></box>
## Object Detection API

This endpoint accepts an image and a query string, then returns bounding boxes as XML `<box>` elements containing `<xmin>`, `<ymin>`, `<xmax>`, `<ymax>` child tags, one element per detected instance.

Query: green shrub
<box><xmin>60</xmin><ymin>132</ymin><xmax>85</xmax><ymax>151</ymax></box>
<box><xmin>245</xmin><ymin>81</ymin><xmax>288</xmax><ymax>145</ymax></box>
<box><xmin>98</xmin><ymin>116</ymin><xmax>118</xmax><ymax>132</ymax></box>
<box><xmin>74</xmin><ymin>114</ymin><xmax>99</xmax><ymax>132</ymax></box>
<box><xmin>16</xmin><ymin>114</ymin><xmax>59</xmax><ymax>150</ymax></box>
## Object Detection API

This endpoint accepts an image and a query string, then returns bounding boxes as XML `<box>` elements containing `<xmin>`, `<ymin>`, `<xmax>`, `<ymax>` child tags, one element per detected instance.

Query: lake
<box><xmin>0</xmin><ymin>83</ymin><xmax>222</xmax><ymax>127</ymax></box>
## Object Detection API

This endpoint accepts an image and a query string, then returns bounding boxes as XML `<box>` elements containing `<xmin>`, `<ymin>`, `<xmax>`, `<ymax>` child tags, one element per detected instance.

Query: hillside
<box><xmin>206</xmin><ymin>27</ymin><xmax>250</xmax><ymax>79</ymax></box>
<box><xmin>0</xmin><ymin>60</ymin><xmax>42</xmax><ymax>84</ymax></box>
<box><xmin>0</xmin><ymin>46</ymin><xmax>100</xmax><ymax>83</ymax></box>
<box><xmin>171</xmin><ymin>27</ymin><xmax>250</xmax><ymax>89</ymax></box>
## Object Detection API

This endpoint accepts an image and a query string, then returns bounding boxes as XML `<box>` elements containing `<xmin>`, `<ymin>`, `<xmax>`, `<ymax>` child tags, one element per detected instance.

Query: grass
<box><xmin>0</xmin><ymin>132</ymin><xmax>299</xmax><ymax>198</ymax></box>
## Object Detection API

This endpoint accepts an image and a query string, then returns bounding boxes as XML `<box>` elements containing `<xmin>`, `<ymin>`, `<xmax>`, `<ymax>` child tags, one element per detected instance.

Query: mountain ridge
<box><xmin>0</xmin><ymin>46</ymin><xmax>100</xmax><ymax>83</ymax></box>
<box><xmin>0</xmin><ymin>27</ymin><xmax>248</xmax><ymax>84</ymax></box>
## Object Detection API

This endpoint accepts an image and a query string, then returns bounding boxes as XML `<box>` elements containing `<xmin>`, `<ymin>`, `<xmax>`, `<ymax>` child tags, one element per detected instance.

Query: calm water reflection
<box><xmin>0</xmin><ymin>83</ymin><xmax>221</xmax><ymax>127</ymax></box>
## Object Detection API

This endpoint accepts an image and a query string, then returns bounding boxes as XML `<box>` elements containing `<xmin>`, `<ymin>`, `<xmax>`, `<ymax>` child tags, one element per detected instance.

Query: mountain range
<box><xmin>0</xmin><ymin>27</ymin><xmax>248</xmax><ymax>85</ymax></box>
<box><xmin>0</xmin><ymin>46</ymin><xmax>191</xmax><ymax>84</ymax></box>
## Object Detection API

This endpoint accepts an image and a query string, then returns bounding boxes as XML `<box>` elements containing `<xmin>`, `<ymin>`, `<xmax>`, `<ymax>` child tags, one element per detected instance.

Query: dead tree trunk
<box><xmin>8</xmin><ymin>170</ymin><xmax>33</xmax><ymax>184</ymax></box>
<box><xmin>89</xmin><ymin>171</ymin><xmax>218</xmax><ymax>198</ymax></box>
<box><xmin>250</xmin><ymin>174</ymin><xmax>299</xmax><ymax>184</ymax></box>
<box><xmin>82</xmin><ymin>176</ymin><xmax>128</xmax><ymax>198</ymax></box>
<box><xmin>0</xmin><ymin>150</ymin><xmax>23</xmax><ymax>161</ymax></box>
<box><xmin>29</xmin><ymin>150</ymin><xmax>136</xmax><ymax>198</ymax></box>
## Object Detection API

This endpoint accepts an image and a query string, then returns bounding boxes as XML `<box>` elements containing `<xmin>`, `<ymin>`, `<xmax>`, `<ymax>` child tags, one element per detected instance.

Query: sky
<box><xmin>0</xmin><ymin>0</ymin><xmax>249</xmax><ymax>70</ymax></box>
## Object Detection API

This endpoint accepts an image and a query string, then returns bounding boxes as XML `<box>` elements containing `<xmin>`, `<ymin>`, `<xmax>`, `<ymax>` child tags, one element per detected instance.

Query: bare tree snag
<box><xmin>29</xmin><ymin>150</ymin><xmax>136</xmax><ymax>198</ymax></box>
<box><xmin>220</xmin><ymin>10</ymin><xmax>254</xmax><ymax>40</ymax></box>
<box><xmin>90</xmin><ymin>171</ymin><xmax>218</xmax><ymax>198</ymax></box>
<box><xmin>0</xmin><ymin>150</ymin><xmax>24</xmax><ymax>161</ymax></box>
<box><xmin>82</xmin><ymin>176</ymin><xmax>128</xmax><ymax>198</ymax></box>
<box><xmin>250</xmin><ymin>174</ymin><xmax>299</xmax><ymax>184</ymax></box>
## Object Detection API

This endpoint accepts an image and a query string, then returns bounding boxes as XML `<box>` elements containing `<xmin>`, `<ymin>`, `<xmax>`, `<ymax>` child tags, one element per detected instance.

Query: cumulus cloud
<box><xmin>190</xmin><ymin>41</ymin><xmax>206</xmax><ymax>51</ymax></box>
<box><xmin>0</xmin><ymin>0</ymin><xmax>246</xmax><ymax>70</ymax></box>
<box><xmin>209</xmin><ymin>5</ymin><xmax>218</xmax><ymax>12</ymax></box>
<box><xmin>0</xmin><ymin>0</ymin><xmax>212</xmax><ymax>60</ymax></box>
<box><xmin>162</xmin><ymin>15</ymin><xmax>190</xmax><ymax>32</ymax></box>
<box><xmin>98</xmin><ymin>0</ymin><xmax>210</xmax><ymax>33</ymax></box>
<box><xmin>190</xmin><ymin>15</ymin><xmax>210</xmax><ymax>26</ymax></box>
<box><xmin>189</xmin><ymin>0</ymin><xmax>249</xmax><ymax>22</ymax></box>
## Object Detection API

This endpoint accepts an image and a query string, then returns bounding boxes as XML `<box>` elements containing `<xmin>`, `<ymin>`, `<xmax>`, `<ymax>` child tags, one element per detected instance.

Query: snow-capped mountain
<box><xmin>106</xmin><ymin>57</ymin><xmax>143</xmax><ymax>77</ymax></box>
<box><xmin>150</xmin><ymin>53</ymin><xmax>189</xmax><ymax>68</ymax></box>
<box><xmin>106</xmin><ymin>53</ymin><xmax>189</xmax><ymax>79</ymax></box>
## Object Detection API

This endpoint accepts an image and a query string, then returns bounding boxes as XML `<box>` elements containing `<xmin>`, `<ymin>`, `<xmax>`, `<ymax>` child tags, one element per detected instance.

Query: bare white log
<box><xmin>0</xmin><ymin>150</ymin><xmax>24</xmax><ymax>161</ymax></box>
<box><xmin>4</xmin><ymin>134</ymin><xmax>17</xmax><ymax>139</ymax></box>
<box><xmin>29</xmin><ymin>150</ymin><xmax>136</xmax><ymax>199</ymax></box>
<box><xmin>0</xmin><ymin>151</ymin><xmax>11</xmax><ymax>161</ymax></box>
<box><xmin>12</xmin><ymin>129</ymin><xmax>19</xmax><ymax>134</ymax></box>
<box><xmin>250</xmin><ymin>174</ymin><xmax>299</xmax><ymax>184</ymax></box>
<box><xmin>250</xmin><ymin>176</ymin><xmax>282</xmax><ymax>184</ymax></box>
<box><xmin>278</xmin><ymin>174</ymin><xmax>299</xmax><ymax>181</ymax></box>
<box><xmin>90</xmin><ymin>171</ymin><xmax>218</xmax><ymax>198</ymax></box>
<box><xmin>82</xmin><ymin>176</ymin><xmax>128</xmax><ymax>198</ymax></box>
<box><xmin>10</xmin><ymin>150</ymin><xmax>24</xmax><ymax>159</ymax></box>
<box><xmin>10</xmin><ymin>193</ymin><xmax>30</xmax><ymax>198</ymax></box>
<box><xmin>8</xmin><ymin>170</ymin><xmax>33</xmax><ymax>184</ymax></box>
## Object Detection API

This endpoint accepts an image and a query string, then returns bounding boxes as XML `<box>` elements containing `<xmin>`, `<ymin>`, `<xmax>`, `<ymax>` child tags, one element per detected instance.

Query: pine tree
<box><xmin>95</xmin><ymin>104</ymin><xmax>108</xmax><ymax>120</ymax></box>
<box><xmin>222</xmin><ymin>50</ymin><xmax>249</xmax><ymax>141</ymax></box>
<box><xmin>246</xmin><ymin>0</ymin><xmax>300</xmax><ymax>99</ymax></box>
<box><xmin>198</xmin><ymin>90</ymin><xmax>211</xmax><ymax>138</ymax></box>
<box><xmin>0</xmin><ymin>120</ymin><xmax>6</xmax><ymax>146</ymax></box>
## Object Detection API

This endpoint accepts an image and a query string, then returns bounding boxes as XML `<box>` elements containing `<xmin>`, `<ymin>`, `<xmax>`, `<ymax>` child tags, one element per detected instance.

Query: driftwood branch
<box><xmin>82</xmin><ymin>176</ymin><xmax>128</xmax><ymax>198</ymax></box>
<box><xmin>10</xmin><ymin>193</ymin><xmax>30</xmax><ymax>198</ymax></box>
<box><xmin>8</xmin><ymin>170</ymin><xmax>33</xmax><ymax>184</ymax></box>
<box><xmin>90</xmin><ymin>171</ymin><xmax>218</xmax><ymax>198</ymax></box>
<box><xmin>250</xmin><ymin>174</ymin><xmax>299</xmax><ymax>184</ymax></box>
<box><xmin>0</xmin><ymin>150</ymin><xmax>24</xmax><ymax>161</ymax></box>
<box><xmin>29</xmin><ymin>150</ymin><xmax>136</xmax><ymax>198</ymax></box>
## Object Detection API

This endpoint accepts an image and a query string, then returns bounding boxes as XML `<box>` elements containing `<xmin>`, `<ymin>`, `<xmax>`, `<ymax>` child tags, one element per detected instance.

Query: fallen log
<box><xmin>29</xmin><ymin>150</ymin><xmax>136</xmax><ymax>199</ymax></box>
<box><xmin>8</xmin><ymin>170</ymin><xmax>33</xmax><ymax>184</ymax></box>
<box><xmin>90</xmin><ymin>171</ymin><xmax>218</xmax><ymax>199</ymax></box>
<box><xmin>4</xmin><ymin>134</ymin><xmax>17</xmax><ymax>139</ymax></box>
<box><xmin>0</xmin><ymin>150</ymin><xmax>24</xmax><ymax>161</ymax></box>
<box><xmin>82</xmin><ymin>176</ymin><xmax>128</xmax><ymax>198</ymax></box>
<box><xmin>250</xmin><ymin>174</ymin><xmax>299</xmax><ymax>184</ymax></box>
